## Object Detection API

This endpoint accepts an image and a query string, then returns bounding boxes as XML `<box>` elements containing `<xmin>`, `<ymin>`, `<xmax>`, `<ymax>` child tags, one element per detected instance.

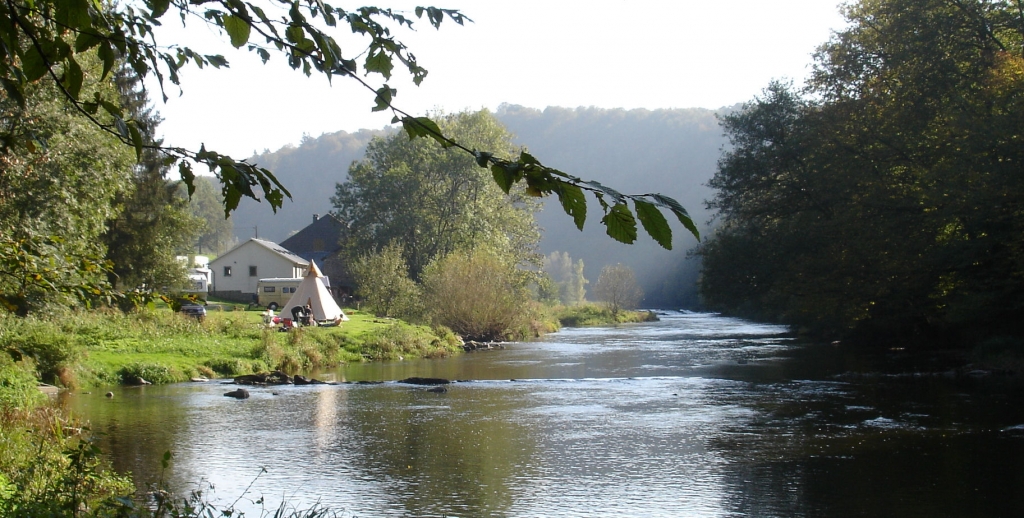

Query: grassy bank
<box><xmin>0</xmin><ymin>306</ymin><xmax>462</xmax><ymax>389</ymax></box>
<box><xmin>552</xmin><ymin>303</ymin><xmax>659</xmax><ymax>328</ymax></box>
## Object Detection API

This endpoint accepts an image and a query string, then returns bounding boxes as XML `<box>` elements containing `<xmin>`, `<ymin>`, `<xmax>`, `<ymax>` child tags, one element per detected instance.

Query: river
<box><xmin>66</xmin><ymin>311</ymin><xmax>1024</xmax><ymax>517</ymax></box>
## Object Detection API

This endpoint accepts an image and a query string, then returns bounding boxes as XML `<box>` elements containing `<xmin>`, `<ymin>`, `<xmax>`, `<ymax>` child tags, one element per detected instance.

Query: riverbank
<box><xmin>552</xmin><ymin>304</ymin><xmax>659</xmax><ymax>327</ymax></box>
<box><xmin>0</xmin><ymin>307</ymin><xmax>462</xmax><ymax>390</ymax></box>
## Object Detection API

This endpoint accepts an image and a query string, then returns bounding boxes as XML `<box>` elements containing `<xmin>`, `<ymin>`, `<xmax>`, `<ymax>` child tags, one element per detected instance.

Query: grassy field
<box><xmin>0</xmin><ymin>305</ymin><xmax>462</xmax><ymax>389</ymax></box>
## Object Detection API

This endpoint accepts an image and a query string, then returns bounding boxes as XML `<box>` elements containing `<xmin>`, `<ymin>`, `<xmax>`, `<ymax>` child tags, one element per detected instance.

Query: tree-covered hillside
<box><xmin>497</xmin><ymin>105</ymin><xmax>726</xmax><ymax>307</ymax></box>
<box><xmin>229</xmin><ymin>129</ymin><xmax>386</xmax><ymax>243</ymax></box>
<box><xmin>236</xmin><ymin>106</ymin><xmax>726</xmax><ymax>307</ymax></box>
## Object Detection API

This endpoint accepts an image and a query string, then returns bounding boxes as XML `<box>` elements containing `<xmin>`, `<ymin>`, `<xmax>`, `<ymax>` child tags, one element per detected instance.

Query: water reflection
<box><xmin>66</xmin><ymin>312</ymin><xmax>1024</xmax><ymax>517</ymax></box>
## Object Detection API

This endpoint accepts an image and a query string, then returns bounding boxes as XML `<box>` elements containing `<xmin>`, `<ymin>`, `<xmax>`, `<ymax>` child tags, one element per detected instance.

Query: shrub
<box><xmin>204</xmin><ymin>358</ymin><xmax>252</xmax><ymax>376</ymax></box>
<box><xmin>118</xmin><ymin>362</ymin><xmax>183</xmax><ymax>385</ymax></box>
<box><xmin>1</xmin><ymin>323</ymin><xmax>84</xmax><ymax>386</ymax></box>
<box><xmin>0</xmin><ymin>355</ymin><xmax>45</xmax><ymax>412</ymax></box>
<box><xmin>420</xmin><ymin>248</ymin><xmax>531</xmax><ymax>341</ymax></box>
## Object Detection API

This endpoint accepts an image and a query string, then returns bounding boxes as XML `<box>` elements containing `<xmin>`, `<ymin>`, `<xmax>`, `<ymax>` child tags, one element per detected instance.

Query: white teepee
<box><xmin>282</xmin><ymin>261</ymin><xmax>347</xmax><ymax>322</ymax></box>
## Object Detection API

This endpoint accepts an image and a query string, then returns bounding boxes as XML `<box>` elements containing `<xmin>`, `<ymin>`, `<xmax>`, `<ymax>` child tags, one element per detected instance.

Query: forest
<box><xmin>697</xmin><ymin>0</ymin><xmax>1024</xmax><ymax>349</ymax></box>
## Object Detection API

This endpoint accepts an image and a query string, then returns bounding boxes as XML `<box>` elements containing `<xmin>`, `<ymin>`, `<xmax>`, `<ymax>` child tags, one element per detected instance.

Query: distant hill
<box><xmin>229</xmin><ymin>128</ymin><xmax>385</xmax><ymax>243</ymax></box>
<box><xmin>232</xmin><ymin>105</ymin><xmax>731</xmax><ymax>307</ymax></box>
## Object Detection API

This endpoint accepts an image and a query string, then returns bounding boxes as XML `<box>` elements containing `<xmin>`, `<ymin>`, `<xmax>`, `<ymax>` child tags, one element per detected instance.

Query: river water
<box><xmin>66</xmin><ymin>311</ymin><xmax>1024</xmax><ymax>517</ymax></box>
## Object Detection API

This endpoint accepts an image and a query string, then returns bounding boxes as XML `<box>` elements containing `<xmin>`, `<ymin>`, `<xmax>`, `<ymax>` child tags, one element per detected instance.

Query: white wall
<box><xmin>211</xmin><ymin>241</ymin><xmax>306</xmax><ymax>294</ymax></box>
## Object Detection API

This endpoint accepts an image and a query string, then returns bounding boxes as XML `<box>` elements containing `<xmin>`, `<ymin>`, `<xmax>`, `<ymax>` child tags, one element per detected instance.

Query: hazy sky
<box><xmin>151</xmin><ymin>1</ymin><xmax>848</xmax><ymax>158</ymax></box>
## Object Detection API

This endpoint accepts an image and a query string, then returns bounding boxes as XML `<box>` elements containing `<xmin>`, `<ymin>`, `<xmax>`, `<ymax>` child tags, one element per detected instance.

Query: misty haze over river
<box><xmin>67</xmin><ymin>312</ymin><xmax>1024</xmax><ymax>517</ymax></box>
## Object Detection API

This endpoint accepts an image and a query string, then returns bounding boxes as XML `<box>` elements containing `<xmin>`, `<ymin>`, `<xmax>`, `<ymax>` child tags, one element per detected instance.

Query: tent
<box><xmin>282</xmin><ymin>261</ymin><xmax>348</xmax><ymax>323</ymax></box>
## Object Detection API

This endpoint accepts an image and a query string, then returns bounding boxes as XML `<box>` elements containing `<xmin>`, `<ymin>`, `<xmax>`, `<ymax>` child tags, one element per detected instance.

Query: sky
<box><xmin>150</xmin><ymin>1</ymin><xmax>848</xmax><ymax>159</ymax></box>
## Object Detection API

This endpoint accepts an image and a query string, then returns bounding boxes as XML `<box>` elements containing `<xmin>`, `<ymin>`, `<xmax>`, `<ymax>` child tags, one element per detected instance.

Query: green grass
<box><xmin>1</xmin><ymin>306</ymin><xmax>462</xmax><ymax>389</ymax></box>
<box><xmin>553</xmin><ymin>303</ymin><xmax>659</xmax><ymax>327</ymax></box>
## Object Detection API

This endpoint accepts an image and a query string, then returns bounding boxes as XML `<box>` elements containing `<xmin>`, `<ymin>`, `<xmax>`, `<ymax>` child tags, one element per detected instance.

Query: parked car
<box><xmin>180</xmin><ymin>304</ymin><xmax>207</xmax><ymax>322</ymax></box>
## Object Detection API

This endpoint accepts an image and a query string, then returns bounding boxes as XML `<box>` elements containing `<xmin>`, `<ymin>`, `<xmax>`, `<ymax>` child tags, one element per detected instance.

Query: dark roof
<box><xmin>280</xmin><ymin>214</ymin><xmax>346</xmax><ymax>260</ymax></box>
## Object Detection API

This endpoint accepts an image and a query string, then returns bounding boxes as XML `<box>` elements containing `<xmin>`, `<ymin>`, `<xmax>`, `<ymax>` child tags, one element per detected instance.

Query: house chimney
<box><xmin>313</xmin><ymin>213</ymin><xmax>319</xmax><ymax>222</ymax></box>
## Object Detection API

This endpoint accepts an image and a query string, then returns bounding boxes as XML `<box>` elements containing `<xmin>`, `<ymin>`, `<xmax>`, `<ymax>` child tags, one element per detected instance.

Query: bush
<box><xmin>118</xmin><ymin>362</ymin><xmax>183</xmax><ymax>385</ymax></box>
<box><xmin>420</xmin><ymin>248</ymin><xmax>531</xmax><ymax>341</ymax></box>
<box><xmin>0</xmin><ymin>321</ymin><xmax>84</xmax><ymax>387</ymax></box>
<box><xmin>0</xmin><ymin>354</ymin><xmax>45</xmax><ymax>412</ymax></box>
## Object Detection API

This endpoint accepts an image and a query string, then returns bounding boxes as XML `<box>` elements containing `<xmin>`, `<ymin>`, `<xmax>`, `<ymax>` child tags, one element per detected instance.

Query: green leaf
<box><xmin>0</xmin><ymin>78</ymin><xmax>25</xmax><ymax>107</ymax></box>
<box><xmin>490</xmin><ymin>164</ymin><xmax>514</xmax><ymax>193</ymax></box>
<box><xmin>286</xmin><ymin>25</ymin><xmax>304</xmax><ymax>44</ymax></box>
<box><xmin>97</xmin><ymin>41</ymin><xmax>115</xmax><ymax>80</ymax></box>
<box><xmin>149</xmin><ymin>0</ymin><xmax>171</xmax><ymax>18</ymax></box>
<box><xmin>179</xmin><ymin>162</ymin><xmax>196</xmax><ymax>197</ymax></box>
<box><xmin>74</xmin><ymin>32</ymin><xmax>102</xmax><ymax>53</ymax></box>
<box><xmin>223</xmin><ymin>15</ymin><xmax>251</xmax><ymax>48</ymax></box>
<box><xmin>651</xmin><ymin>194</ymin><xmax>699</xmax><ymax>240</ymax></box>
<box><xmin>55</xmin><ymin>0</ymin><xmax>92</xmax><ymax>30</ymax></box>
<box><xmin>372</xmin><ymin>85</ymin><xmax>394</xmax><ymax>112</ymax></box>
<box><xmin>205</xmin><ymin>55</ymin><xmax>228</xmax><ymax>68</ymax></box>
<box><xmin>634</xmin><ymin>200</ymin><xmax>672</xmax><ymax>250</ymax></box>
<box><xmin>62</xmin><ymin>58</ymin><xmax>84</xmax><ymax>99</ymax></box>
<box><xmin>364</xmin><ymin>50</ymin><xmax>393</xmax><ymax>79</ymax></box>
<box><xmin>128</xmin><ymin>122</ymin><xmax>143</xmax><ymax>161</ymax></box>
<box><xmin>556</xmin><ymin>183</ymin><xmax>587</xmax><ymax>230</ymax></box>
<box><xmin>400</xmin><ymin>117</ymin><xmax>446</xmax><ymax>146</ymax></box>
<box><xmin>601</xmin><ymin>203</ymin><xmax>637</xmax><ymax>244</ymax></box>
<box><xmin>21</xmin><ymin>47</ymin><xmax>49</xmax><ymax>82</ymax></box>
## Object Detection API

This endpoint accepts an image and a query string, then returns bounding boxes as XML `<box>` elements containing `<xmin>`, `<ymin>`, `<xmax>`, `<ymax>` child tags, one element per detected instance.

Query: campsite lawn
<box><xmin>0</xmin><ymin>306</ymin><xmax>462</xmax><ymax>389</ymax></box>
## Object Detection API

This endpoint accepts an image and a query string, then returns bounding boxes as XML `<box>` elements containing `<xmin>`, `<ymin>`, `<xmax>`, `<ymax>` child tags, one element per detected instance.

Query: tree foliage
<box><xmin>543</xmin><ymin>251</ymin><xmax>587</xmax><ymax>306</ymax></box>
<box><xmin>0</xmin><ymin>53</ymin><xmax>134</xmax><ymax>314</ymax></box>
<box><xmin>333</xmin><ymin>110</ymin><xmax>541</xmax><ymax>278</ymax></box>
<box><xmin>698</xmin><ymin>0</ymin><xmax>1024</xmax><ymax>346</ymax></box>
<box><xmin>593</xmin><ymin>263</ymin><xmax>642</xmax><ymax>315</ymax></box>
<box><xmin>102</xmin><ymin>66</ymin><xmax>202</xmax><ymax>293</ymax></box>
<box><xmin>351</xmin><ymin>242</ymin><xmax>420</xmax><ymax>319</ymax></box>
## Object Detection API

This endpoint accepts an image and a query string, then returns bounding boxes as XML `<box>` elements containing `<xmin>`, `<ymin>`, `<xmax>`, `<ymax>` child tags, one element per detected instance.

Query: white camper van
<box><xmin>256</xmin><ymin>278</ymin><xmax>302</xmax><ymax>310</ymax></box>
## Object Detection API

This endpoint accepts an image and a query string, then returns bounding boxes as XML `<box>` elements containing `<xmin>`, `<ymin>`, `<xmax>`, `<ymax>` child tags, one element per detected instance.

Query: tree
<box><xmin>593</xmin><ymin>264</ymin><xmax>642</xmax><ymax>315</ymax></box>
<box><xmin>543</xmin><ymin>251</ymin><xmax>587</xmax><ymax>306</ymax></box>
<box><xmin>0</xmin><ymin>53</ymin><xmax>134</xmax><ymax>314</ymax></box>
<box><xmin>420</xmin><ymin>248</ymin><xmax>531</xmax><ymax>341</ymax></box>
<box><xmin>0</xmin><ymin>0</ymin><xmax>697</xmax><ymax>247</ymax></box>
<box><xmin>351</xmin><ymin>243</ymin><xmax>420</xmax><ymax>319</ymax></box>
<box><xmin>699</xmin><ymin>0</ymin><xmax>1024</xmax><ymax>345</ymax></box>
<box><xmin>333</xmin><ymin>110</ymin><xmax>541</xmax><ymax>278</ymax></box>
<box><xmin>187</xmin><ymin>177</ymin><xmax>235</xmax><ymax>255</ymax></box>
<box><xmin>102</xmin><ymin>66</ymin><xmax>203</xmax><ymax>293</ymax></box>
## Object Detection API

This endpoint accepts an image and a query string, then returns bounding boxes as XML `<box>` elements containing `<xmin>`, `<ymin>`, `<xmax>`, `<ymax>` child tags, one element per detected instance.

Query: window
<box><xmin>263</xmin><ymin>286</ymin><xmax>276</xmax><ymax>293</ymax></box>
<box><xmin>223</xmin><ymin>266</ymin><xmax>232</xmax><ymax>277</ymax></box>
<box><xmin>289</xmin><ymin>287</ymin><xmax>297</xmax><ymax>293</ymax></box>
<box><xmin>249</xmin><ymin>266</ymin><xmax>258</xmax><ymax>277</ymax></box>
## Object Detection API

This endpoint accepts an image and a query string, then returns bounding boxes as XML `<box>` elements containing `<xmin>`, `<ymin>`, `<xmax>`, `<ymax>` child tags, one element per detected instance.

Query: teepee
<box><xmin>282</xmin><ymin>261</ymin><xmax>347</xmax><ymax>322</ymax></box>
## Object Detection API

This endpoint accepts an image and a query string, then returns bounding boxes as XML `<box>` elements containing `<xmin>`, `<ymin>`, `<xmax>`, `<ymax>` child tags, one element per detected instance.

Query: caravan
<box><xmin>256</xmin><ymin>278</ymin><xmax>302</xmax><ymax>310</ymax></box>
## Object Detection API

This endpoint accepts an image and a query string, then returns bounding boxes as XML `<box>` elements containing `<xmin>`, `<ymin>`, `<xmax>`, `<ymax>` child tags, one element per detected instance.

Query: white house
<box><xmin>209</xmin><ymin>238</ymin><xmax>309</xmax><ymax>302</ymax></box>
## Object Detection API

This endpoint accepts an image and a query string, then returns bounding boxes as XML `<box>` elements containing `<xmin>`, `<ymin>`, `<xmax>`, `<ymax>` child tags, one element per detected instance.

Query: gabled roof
<box><xmin>280</xmin><ymin>214</ymin><xmax>346</xmax><ymax>259</ymax></box>
<box><xmin>212</xmin><ymin>238</ymin><xmax>309</xmax><ymax>266</ymax></box>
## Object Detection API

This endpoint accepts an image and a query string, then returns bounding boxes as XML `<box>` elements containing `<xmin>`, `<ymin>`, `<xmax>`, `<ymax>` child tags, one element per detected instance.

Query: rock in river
<box><xmin>224</xmin><ymin>388</ymin><xmax>250</xmax><ymax>399</ymax></box>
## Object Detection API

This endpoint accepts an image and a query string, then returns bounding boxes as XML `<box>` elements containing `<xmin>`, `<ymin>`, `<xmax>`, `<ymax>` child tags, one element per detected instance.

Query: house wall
<box><xmin>210</xmin><ymin>241</ymin><xmax>306</xmax><ymax>295</ymax></box>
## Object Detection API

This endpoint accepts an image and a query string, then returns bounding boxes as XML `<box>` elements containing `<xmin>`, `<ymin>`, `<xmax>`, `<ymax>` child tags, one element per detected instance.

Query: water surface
<box><xmin>67</xmin><ymin>311</ymin><xmax>1024</xmax><ymax>517</ymax></box>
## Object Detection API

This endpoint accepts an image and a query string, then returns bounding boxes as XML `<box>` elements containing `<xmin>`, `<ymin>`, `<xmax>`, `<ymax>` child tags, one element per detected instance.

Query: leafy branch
<box><xmin>0</xmin><ymin>0</ymin><xmax>698</xmax><ymax>247</ymax></box>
